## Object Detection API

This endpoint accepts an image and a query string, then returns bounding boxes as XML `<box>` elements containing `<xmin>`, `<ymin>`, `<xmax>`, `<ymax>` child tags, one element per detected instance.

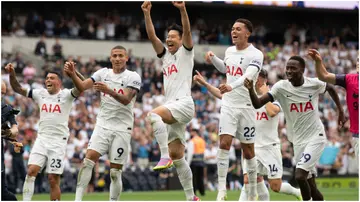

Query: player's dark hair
<box><xmin>167</xmin><ymin>23</ymin><xmax>183</xmax><ymax>37</ymax></box>
<box><xmin>289</xmin><ymin>55</ymin><xmax>306</xmax><ymax>70</ymax></box>
<box><xmin>46</xmin><ymin>71</ymin><xmax>63</xmax><ymax>81</ymax></box>
<box><xmin>112</xmin><ymin>45</ymin><xmax>127</xmax><ymax>52</ymax></box>
<box><xmin>235</xmin><ymin>18</ymin><xmax>253</xmax><ymax>33</ymax></box>
<box><xmin>259</xmin><ymin>69</ymin><xmax>268</xmax><ymax>79</ymax></box>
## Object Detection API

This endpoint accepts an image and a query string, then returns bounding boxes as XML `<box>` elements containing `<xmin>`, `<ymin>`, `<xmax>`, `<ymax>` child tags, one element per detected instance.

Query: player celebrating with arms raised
<box><xmin>5</xmin><ymin>62</ymin><xmax>83</xmax><ymax>201</ymax></box>
<box><xmin>142</xmin><ymin>1</ymin><xmax>199</xmax><ymax>201</ymax></box>
<box><xmin>66</xmin><ymin>46</ymin><xmax>141</xmax><ymax>201</ymax></box>
<box><xmin>205</xmin><ymin>18</ymin><xmax>263</xmax><ymax>201</ymax></box>
<box><xmin>244</xmin><ymin>55</ymin><xmax>346</xmax><ymax>201</ymax></box>
<box><xmin>308</xmin><ymin>49</ymin><xmax>358</xmax><ymax>160</ymax></box>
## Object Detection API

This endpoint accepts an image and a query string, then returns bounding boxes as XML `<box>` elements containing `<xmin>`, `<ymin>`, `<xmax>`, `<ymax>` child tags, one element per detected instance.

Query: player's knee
<box><xmin>26</xmin><ymin>166</ymin><xmax>39</xmax><ymax>177</ymax></box>
<box><xmin>219</xmin><ymin>140</ymin><xmax>231</xmax><ymax>150</ymax></box>
<box><xmin>147</xmin><ymin>112</ymin><xmax>161</xmax><ymax>124</ymax></box>
<box><xmin>48</xmin><ymin>174</ymin><xmax>60</xmax><ymax>187</ymax></box>
<box><xmin>257</xmin><ymin>176</ymin><xmax>264</xmax><ymax>183</ymax></box>
<box><xmin>269</xmin><ymin>181</ymin><xmax>281</xmax><ymax>192</ymax></box>
<box><xmin>110</xmin><ymin>168</ymin><xmax>121</xmax><ymax>182</ymax></box>
<box><xmin>243</xmin><ymin>174</ymin><xmax>248</xmax><ymax>184</ymax></box>
<box><xmin>83</xmin><ymin>158</ymin><xmax>96</xmax><ymax>169</ymax></box>
<box><xmin>169</xmin><ymin>149</ymin><xmax>183</xmax><ymax>160</ymax></box>
<box><xmin>242</xmin><ymin>146</ymin><xmax>255</xmax><ymax>159</ymax></box>
<box><xmin>295</xmin><ymin>169</ymin><xmax>307</xmax><ymax>182</ymax></box>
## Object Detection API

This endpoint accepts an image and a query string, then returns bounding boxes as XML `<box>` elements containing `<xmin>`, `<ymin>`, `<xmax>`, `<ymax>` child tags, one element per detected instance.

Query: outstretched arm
<box><xmin>219</xmin><ymin>65</ymin><xmax>258</xmax><ymax>94</ymax></box>
<box><xmin>193</xmin><ymin>70</ymin><xmax>222</xmax><ymax>99</ymax></box>
<box><xmin>244</xmin><ymin>78</ymin><xmax>273</xmax><ymax>109</ymax></box>
<box><xmin>308</xmin><ymin>49</ymin><xmax>336</xmax><ymax>85</ymax></box>
<box><xmin>64</xmin><ymin>61</ymin><xmax>93</xmax><ymax>92</ymax></box>
<box><xmin>258</xmin><ymin>84</ymin><xmax>281</xmax><ymax>117</ymax></box>
<box><xmin>325</xmin><ymin>83</ymin><xmax>346</xmax><ymax>128</ymax></box>
<box><xmin>5</xmin><ymin>63</ymin><xmax>27</xmax><ymax>96</ymax></box>
<box><xmin>142</xmin><ymin>1</ymin><xmax>165</xmax><ymax>55</ymax></box>
<box><xmin>173</xmin><ymin>1</ymin><xmax>193</xmax><ymax>49</ymax></box>
<box><xmin>205</xmin><ymin>51</ymin><xmax>227</xmax><ymax>73</ymax></box>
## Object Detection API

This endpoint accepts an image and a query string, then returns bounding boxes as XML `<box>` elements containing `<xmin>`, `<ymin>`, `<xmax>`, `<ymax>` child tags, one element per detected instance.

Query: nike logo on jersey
<box><xmin>286</xmin><ymin>95</ymin><xmax>292</xmax><ymax>97</ymax></box>
<box><xmin>104</xmin><ymin>78</ymin><xmax>110</xmax><ymax>81</ymax></box>
<box><xmin>245</xmin><ymin>138</ymin><xmax>252</xmax><ymax>141</ymax></box>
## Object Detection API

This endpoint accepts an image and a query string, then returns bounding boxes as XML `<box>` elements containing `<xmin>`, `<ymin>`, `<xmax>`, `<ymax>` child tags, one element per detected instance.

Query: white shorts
<box><xmin>28</xmin><ymin>136</ymin><xmax>68</xmax><ymax>175</ymax></box>
<box><xmin>219</xmin><ymin>106</ymin><xmax>256</xmax><ymax>144</ymax></box>
<box><xmin>88</xmin><ymin>125</ymin><xmax>131</xmax><ymax>165</ymax></box>
<box><xmin>294</xmin><ymin>135</ymin><xmax>326</xmax><ymax>177</ymax></box>
<box><xmin>164</xmin><ymin>96</ymin><xmax>194</xmax><ymax>145</ymax></box>
<box><xmin>243</xmin><ymin>145</ymin><xmax>283</xmax><ymax>179</ymax></box>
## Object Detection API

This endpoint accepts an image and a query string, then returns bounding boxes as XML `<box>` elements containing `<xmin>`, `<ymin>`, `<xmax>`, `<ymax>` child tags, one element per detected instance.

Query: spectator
<box><xmin>52</xmin><ymin>38</ymin><xmax>63</xmax><ymax>59</ymax></box>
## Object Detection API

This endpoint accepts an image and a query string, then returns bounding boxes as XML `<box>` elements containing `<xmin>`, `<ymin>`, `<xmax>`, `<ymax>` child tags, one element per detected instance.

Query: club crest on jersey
<box><xmin>290</xmin><ymin>102</ymin><xmax>314</xmax><ymax>112</ymax></box>
<box><xmin>240</xmin><ymin>57</ymin><xmax>244</xmax><ymax>64</ymax></box>
<box><xmin>163</xmin><ymin>64</ymin><xmax>178</xmax><ymax>77</ymax></box>
<box><xmin>41</xmin><ymin>103</ymin><xmax>61</xmax><ymax>113</ymax></box>
<box><xmin>226</xmin><ymin>66</ymin><xmax>243</xmax><ymax>76</ymax></box>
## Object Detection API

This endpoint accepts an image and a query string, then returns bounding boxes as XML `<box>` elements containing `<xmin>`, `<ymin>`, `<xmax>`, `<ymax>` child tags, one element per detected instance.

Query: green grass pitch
<box><xmin>16</xmin><ymin>188</ymin><xmax>358</xmax><ymax>201</ymax></box>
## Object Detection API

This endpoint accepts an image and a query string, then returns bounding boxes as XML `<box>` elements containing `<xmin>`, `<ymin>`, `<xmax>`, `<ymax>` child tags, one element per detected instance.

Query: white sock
<box><xmin>217</xmin><ymin>149</ymin><xmax>230</xmax><ymax>191</ymax></box>
<box><xmin>109</xmin><ymin>168</ymin><xmax>122</xmax><ymax>201</ymax></box>
<box><xmin>75</xmin><ymin>158</ymin><xmax>95</xmax><ymax>201</ymax></box>
<box><xmin>257</xmin><ymin>181</ymin><xmax>270</xmax><ymax>201</ymax></box>
<box><xmin>23</xmin><ymin>175</ymin><xmax>36</xmax><ymax>201</ymax></box>
<box><xmin>279</xmin><ymin>182</ymin><xmax>301</xmax><ymax>197</ymax></box>
<box><xmin>239</xmin><ymin>186</ymin><xmax>247</xmax><ymax>201</ymax></box>
<box><xmin>149</xmin><ymin>113</ymin><xmax>169</xmax><ymax>159</ymax></box>
<box><xmin>173</xmin><ymin>157</ymin><xmax>194</xmax><ymax>200</ymax></box>
<box><xmin>245</xmin><ymin>157</ymin><xmax>257</xmax><ymax>200</ymax></box>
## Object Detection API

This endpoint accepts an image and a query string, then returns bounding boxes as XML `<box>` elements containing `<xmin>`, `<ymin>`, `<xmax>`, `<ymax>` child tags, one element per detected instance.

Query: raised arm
<box><xmin>142</xmin><ymin>1</ymin><xmax>165</xmax><ymax>55</ymax></box>
<box><xmin>308</xmin><ymin>49</ymin><xmax>336</xmax><ymax>85</ymax></box>
<box><xmin>64</xmin><ymin>61</ymin><xmax>93</xmax><ymax>92</ymax></box>
<box><xmin>244</xmin><ymin>78</ymin><xmax>273</xmax><ymax>109</ymax></box>
<box><xmin>172</xmin><ymin>1</ymin><xmax>193</xmax><ymax>49</ymax></box>
<box><xmin>205</xmin><ymin>51</ymin><xmax>227</xmax><ymax>73</ymax></box>
<box><xmin>193</xmin><ymin>70</ymin><xmax>222</xmax><ymax>99</ymax></box>
<box><xmin>325</xmin><ymin>83</ymin><xmax>346</xmax><ymax>128</ymax></box>
<box><xmin>5</xmin><ymin>63</ymin><xmax>27</xmax><ymax>97</ymax></box>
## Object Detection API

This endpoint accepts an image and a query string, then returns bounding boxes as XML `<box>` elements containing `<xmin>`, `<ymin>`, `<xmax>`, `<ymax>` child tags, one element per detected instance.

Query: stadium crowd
<box><xmin>1</xmin><ymin>10</ymin><xmax>358</xmax><ymax>194</ymax></box>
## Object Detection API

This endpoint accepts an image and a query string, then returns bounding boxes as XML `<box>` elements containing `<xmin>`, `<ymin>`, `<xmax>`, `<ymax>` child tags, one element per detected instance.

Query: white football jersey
<box><xmin>91</xmin><ymin>68</ymin><xmax>141</xmax><ymax>132</ymax></box>
<box><xmin>255</xmin><ymin>101</ymin><xmax>281</xmax><ymax>148</ymax></box>
<box><xmin>27</xmin><ymin>88</ymin><xmax>76</xmax><ymax>139</ymax></box>
<box><xmin>160</xmin><ymin>46</ymin><xmax>194</xmax><ymax>101</ymax></box>
<box><xmin>269</xmin><ymin>77</ymin><xmax>327</xmax><ymax>145</ymax></box>
<box><xmin>222</xmin><ymin>44</ymin><xmax>264</xmax><ymax>108</ymax></box>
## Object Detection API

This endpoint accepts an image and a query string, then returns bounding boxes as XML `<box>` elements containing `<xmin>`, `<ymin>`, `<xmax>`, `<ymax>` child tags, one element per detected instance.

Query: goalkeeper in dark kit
<box><xmin>1</xmin><ymin>80</ymin><xmax>22</xmax><ymax>201</ymax></box>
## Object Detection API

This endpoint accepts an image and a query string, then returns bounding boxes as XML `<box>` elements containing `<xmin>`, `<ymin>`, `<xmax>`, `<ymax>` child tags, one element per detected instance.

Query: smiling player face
<box><xmin>231</xmin><ymin>22</ymin><xmax>250</xmax><ymax>45</ymax></box>
<box><xmin>166</xmin><ymin>30</ymin><xmax>182</xmax><ymax>54</ymax></box>
<box><xmin>286</xmin><ymin>59</ymin><xmax>304</xmax><ymax>85</ymax></box>
<box><xmin>45</xmin><ymin>73</ymin><xmax>61</xmax><ymax>94</ymax></box>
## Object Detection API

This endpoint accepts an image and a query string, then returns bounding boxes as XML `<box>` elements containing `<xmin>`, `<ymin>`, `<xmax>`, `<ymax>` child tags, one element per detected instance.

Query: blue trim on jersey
<box><xmin>90</xmin><ymin>77</ymin><xmax>95</xmax><ymax>83</ymax></box>
<box><xmin>267</xmin><ymin>92</ymin><xmax>274</xmax><ymax>102</ymax></box>
<box><xmin>249</xmin><ymin>64</ymin><xmax>260</xmax><ymax>71</ymax></box>
<box><xmin>28</xmin><ymin>89</ymin><xmax>33</xmax><ymax>98</ymax></box>
<box><xmin>70</xmin><ymin>90</ymin><xmax>78</xmax><ymax>98</ymax></box>
<box><xmin>353</xmin><ymin>133</ymin><xmax>359</xmax><ymax>138</ymax></box>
